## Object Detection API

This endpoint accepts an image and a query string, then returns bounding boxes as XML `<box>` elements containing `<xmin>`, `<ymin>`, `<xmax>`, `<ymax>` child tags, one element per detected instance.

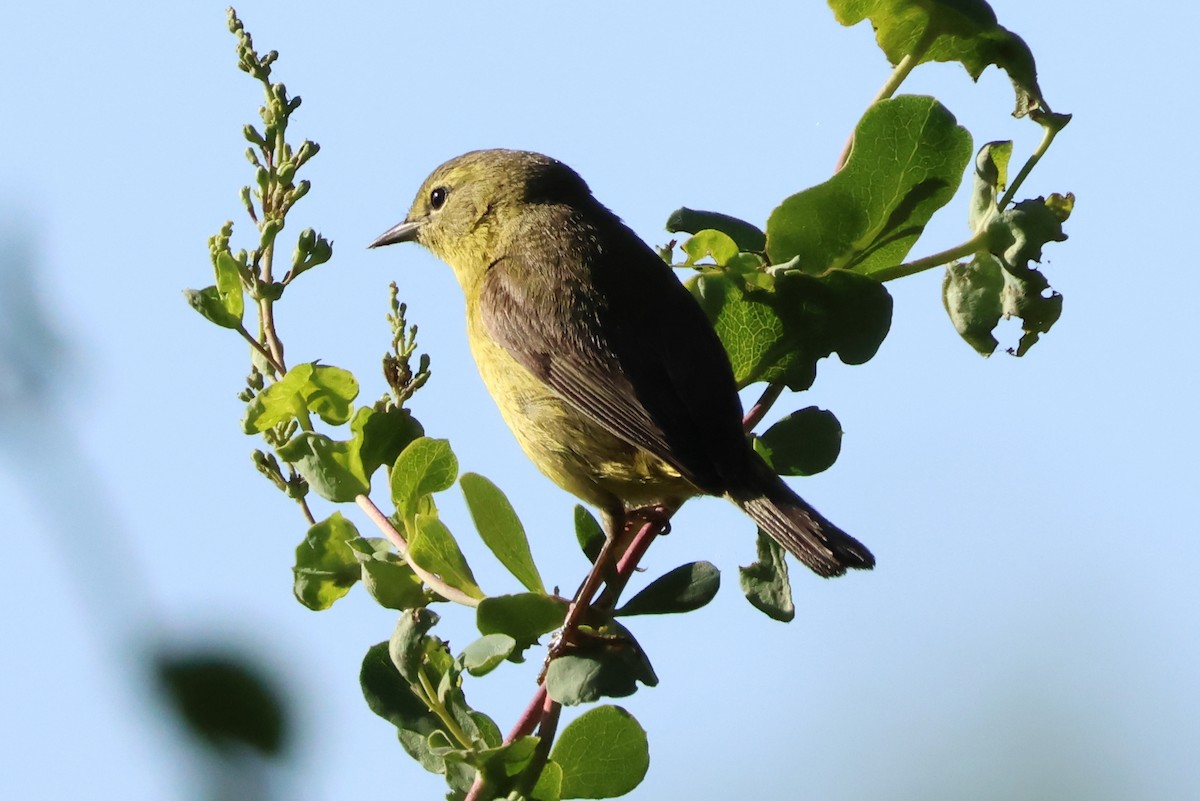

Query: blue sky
<box><xmin>2</xmin><ymin>2</ymin><xmax>1197</xmax><ymax>800</ymax></box>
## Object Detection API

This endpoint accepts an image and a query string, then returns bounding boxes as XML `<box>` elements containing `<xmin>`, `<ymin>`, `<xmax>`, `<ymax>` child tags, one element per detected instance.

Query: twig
<box><xmin>834</xmin><ymin>27</ymin><xmax>937</xmax><ymax>172</ymax></box>
<box><xmin>743</xmin><ymin>383</ymin><xmax>783</xmax><ymax>433</ymax></box>
<box><xmin>505</xmin><ymin>685</ymin><xmax>550</xmax><ymax>741</ymax></box>
<box><xmin>474</xmin><ymin>511</ymin><xmax>672</xmax><ymax>799</ymax></box>
<box><xmin>236</xmin><ymin>323</ymin><xmax>285</xmax><ymax>375</ymax></box>
<box><xmin>997</xmin><ymin>112</ymin><xmax>1070</xmax><ymax>211</ymax></box>
<box><xmin>870</xmin><ymin>229</ymin><xmax>989</xmax><ymax>283</ymax></box>
<box><xmin>354</xmin><ymin>494</ymin><xmax>481</xmax><ymax>607</ymax></box>
<box><xmin>297</xmin><ymin>496</ymin><xmax>316</xmax><ymax>526</ymax></box>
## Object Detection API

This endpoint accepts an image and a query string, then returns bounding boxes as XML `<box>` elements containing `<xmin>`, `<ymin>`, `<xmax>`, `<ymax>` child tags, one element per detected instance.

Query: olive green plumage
<box><xmin>370</xmin><ymin>149</ymin><xmax>873</xmax><ymax>577</ymax></box>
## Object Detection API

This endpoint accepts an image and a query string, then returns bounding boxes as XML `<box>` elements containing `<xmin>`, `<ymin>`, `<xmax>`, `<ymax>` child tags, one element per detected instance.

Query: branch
<box><xmin>355</xmin><ymin>494</ymin><xmax>481</xmax><ymax>608</ymax></box>
<box><xmin>469</xmin><ymin>512</ymin><xmax>671</xmax><ymax>800</ymax></box>
<box><xmin>834</xmin><ymin>26</ymin><xmax>937</xmax><ymax>172</ymax></box>
<box><xmin>870</xmin><ymin>229</ymin><xmax>989</xmax><ymax>283</ymax></box>
<box><xmin>743</xmin><ymin>383</ymin><xmax>784</xmax><ymax>432</ymax></box>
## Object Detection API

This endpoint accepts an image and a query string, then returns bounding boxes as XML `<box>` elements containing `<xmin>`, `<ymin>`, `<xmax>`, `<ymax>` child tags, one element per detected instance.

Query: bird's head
<box><xmin>369</xmin><ymin>149</ymin><xmax>592</xmax><ymax>291</ymax></box>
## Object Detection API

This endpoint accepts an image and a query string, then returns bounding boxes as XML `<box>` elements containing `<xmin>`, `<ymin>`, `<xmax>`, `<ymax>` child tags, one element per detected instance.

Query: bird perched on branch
<box><xmin>370</xmin><ymin>149</ymin><xmax>873</xmax><ymax>577</ymax></box>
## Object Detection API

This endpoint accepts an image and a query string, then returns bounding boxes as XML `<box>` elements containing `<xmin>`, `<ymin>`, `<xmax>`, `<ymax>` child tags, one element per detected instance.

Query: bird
<box><xmin>369</xmin><ymin>149</ymin><xmax>873</xmax><ymax>577</ymax></box>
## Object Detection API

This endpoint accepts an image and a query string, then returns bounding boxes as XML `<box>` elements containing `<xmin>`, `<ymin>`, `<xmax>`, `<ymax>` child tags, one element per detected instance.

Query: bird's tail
<box><xmin>727</xmin><ymin>459</ymin><xmax>874</xmax><ymax>578</ymax></box>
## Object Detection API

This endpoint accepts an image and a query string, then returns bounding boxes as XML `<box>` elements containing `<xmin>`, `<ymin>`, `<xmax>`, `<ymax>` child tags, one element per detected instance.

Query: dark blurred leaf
<box><xmin>551</xmin><ymin>705</ymin><xmax>649</xmax><ymax>799</ymax></box>
<box><xmin>156</xmin><ymin>649</ymin><xmax>289</xmax><ymax>756</ymax></box>
<box><xmin>739</xmin><ymin>530</ymin><xmax>795</xmax><ymax>622</ymax></box>
<box><xmin>616</xmin><ymin>561</ymin><xmax>720</xmax><ymax>616</ymax></box>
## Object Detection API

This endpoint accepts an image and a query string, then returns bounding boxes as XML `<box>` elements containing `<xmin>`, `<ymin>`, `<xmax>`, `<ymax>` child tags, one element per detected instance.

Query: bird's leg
<box><xmin>593</xmin><ymin>503</ymin><xmax>676</xmax><ymax>611</ymax></box>
<box><xmin>541</xmin><ymin>508</ymin><xmax>629</xmax><ymax>673</ymax></box>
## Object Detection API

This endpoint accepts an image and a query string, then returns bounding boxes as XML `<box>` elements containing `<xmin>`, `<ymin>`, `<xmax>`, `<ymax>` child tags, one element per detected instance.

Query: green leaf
<box><xmin>829</xmin><ymin>0</ymin><xmax>1047</xmax><ymax>117</ymax></box>
<box><xmin>390</xmin><ymin>437</ymin><xmax>458</xmax><ymax>521</ymax></box>
<box><xmin>242</xmin><ymin>362</ymin><xmax>359</xmax><ymax>432</ymax></box>
<box><xmin>666</xmin><ymin>207</ymin><xmax>767</xmax><ymax>253</ymax></box>
<box><xmin>408</xmin><ymin>514</ymin><xmax>485</xmax><ymax>600</ymax></box>
<box><xmin>156</xmin><ymin>650</ymin><xmax>288</xmax><ymax>756</ymax></box>
<box><xmin>766</xmin><ymin>96</ymin><xmax>972</xmax><ymax>276</ymax></box>
<box><xmin>551</xmin><ymin>705</ymin><xmax>649</xmax><ymax>799</ymax></box>
<box><xmin>476</xmin><ymin>593</ymin><xmax>568</xmax><ymax>653</ymax></box>
<box><xmin>739</xmin><ymin>529</ymin><xmax>795</xmax><ymax>622</ymax></box>
<box><xmin>460</xmin><ymin>634</ymin><xmax>517</xmax><ymax>677</ymax></box>
<box><xmin>352</xmin><ymin>404</ymin><xmax>424</xmax><ymax>479</ymax></box>
<box><xmin>574</xmin><ymin>506</ymin><xmax>605</xmax><ymax>564</ymax></box>
<box><xmin>688</xmin><ymin>268</ymin><xmax>892</xmax><ymax>391</ymax></box>
<box><xmin>998</xmin><ymin>255</ymin><xmax>1063</xmax><ymax>357</ymax></box>
<box><xmin>753</xmin><ymin>407</ymin><xmax>843</xmax><ymax>476</ymax></box>
<box><xmin>968</xmin><ymin>140</ymin><xmax>1013</xmax><ymax>232</ymax></box>
<box><xmin>460</xmin><ymin>473</ymin><xmax>545</xmax><ymax>593</ymax></box>
<box><xmin>544</xmin><ymin>621</ymin><xmax>658</xmax><ymax>706</ymax></box>
<box><xmin>948</xmin><ymin>193</ymin><xmax>1071</xmax><ymax>356</ymax></box>
<box><xmin>984</xmin><ymin>195</ymin><xmax>1071</xmax><ymax>274</ymax></box>
<box><xmin>347</xmin><ymin>537</ymin><xmax>427</xmax><ymax>610</ymax></box>
<box><xmin>292</xmin><ymin>513</ymin><xmax>361</xmax><ymax>610</ymax></box>
<box><xmin>681</xmin><ymin>229</ymin><xmax>739</xmax><ymax>266</ymax></box>
<box><xmin>214</xmin><ymin>249</ymin><xmax>245</xmax><ymax>319</ymax></box>
<box><xmin>360</xmin><ymin>641</ymin><xmax>455</xmax><ymax>778</ymax></box>
<box><xmin>532</xmin><ymin>760</ymin><xmax>564</xmax><ymax>801</ymax></box>
<box><xmin>616</xmin><ymin>561</ymin><xmax>720</xmax><ymax>616</ymax></box>
<box><xmin>276</xmin><ymin>432</ymin><xmax>369</xmax><ymax>502</ymax></box>
<box><xmin>389</xmin><ymin>607</ymin><xmax>441</xmax><ymax>684</ymax></box>
<box><xmin>942</xmin><ymin>254</ymin><xmax>1005</xmax><ymax>355</ymax></box>
<box><xmin>184</xmin><ymin>286</ymin><xmax>243</xmax><ymax>329</ymax></box>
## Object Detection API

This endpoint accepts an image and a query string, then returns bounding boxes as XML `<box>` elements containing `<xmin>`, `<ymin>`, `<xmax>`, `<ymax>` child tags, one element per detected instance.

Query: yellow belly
<box><xmin>467</xmin><ymin>316</ymin><xmax>694</xmax><ymax>517</ymax></box>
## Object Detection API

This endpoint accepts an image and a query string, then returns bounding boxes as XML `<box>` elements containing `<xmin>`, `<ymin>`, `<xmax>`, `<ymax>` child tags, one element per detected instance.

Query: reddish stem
<box><xmin>506</xmin><ymin>685</ymin><xmax>549</xmax><ymax>741</ymax></box>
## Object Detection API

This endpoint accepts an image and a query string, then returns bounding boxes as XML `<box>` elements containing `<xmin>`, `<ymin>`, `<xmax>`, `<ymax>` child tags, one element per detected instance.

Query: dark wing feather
<box><xmin>478</xmin><ymin>204</ymin><xmax>749</xmax><ymax>495</ymax></box>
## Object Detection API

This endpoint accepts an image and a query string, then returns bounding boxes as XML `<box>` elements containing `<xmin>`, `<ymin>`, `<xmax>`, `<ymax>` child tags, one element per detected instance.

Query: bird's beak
<box><xmin>368</xmin><ymin>219</ymin><xmax>423</xmax><ymax>249</ymax></box>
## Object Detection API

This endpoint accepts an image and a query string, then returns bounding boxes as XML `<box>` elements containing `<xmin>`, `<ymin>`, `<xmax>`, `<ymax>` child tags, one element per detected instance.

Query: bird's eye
<box><xmin>429</xmin><ymin>187</ymin><xmax>448</xmax><ymax>211</ymax></box>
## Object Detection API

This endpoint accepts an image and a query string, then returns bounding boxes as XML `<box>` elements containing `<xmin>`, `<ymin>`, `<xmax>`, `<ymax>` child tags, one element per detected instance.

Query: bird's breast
<box><xmin>464</xmin><ymin>308</ymin><xmax>692</xmax><ymax>513</ymax></box>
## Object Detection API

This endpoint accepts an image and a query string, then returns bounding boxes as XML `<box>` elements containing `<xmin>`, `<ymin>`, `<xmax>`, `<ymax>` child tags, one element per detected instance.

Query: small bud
<box><xmin>310</xmin><ymin>235</ymin><xmax>332</xmax><ymax>265</ymax></box>
<box><xmin>260</xmin><ymin>217</ymin><xmax>284</xmax><ymax>249</ymax></box>
<box><xmin>288</xmin><ymin>180</ymin><xmax>310</xmax><ymax>204</ymax></box>
<box><xmin>295</xmin><ymin>140</ymin><xmax>320</xmax><ymax>167</ymax></box>
<box><xmin>242</xmin><ymin>124</ymin><xmax>266</xmax><ymax>147</ymax></box>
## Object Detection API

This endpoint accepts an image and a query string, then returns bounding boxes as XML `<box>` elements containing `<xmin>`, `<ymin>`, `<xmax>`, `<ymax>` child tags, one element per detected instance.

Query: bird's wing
<box><xmin>477</xmin><ymin>212</ymin><xmax>747</xmax><ymax>495</ymax></box>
